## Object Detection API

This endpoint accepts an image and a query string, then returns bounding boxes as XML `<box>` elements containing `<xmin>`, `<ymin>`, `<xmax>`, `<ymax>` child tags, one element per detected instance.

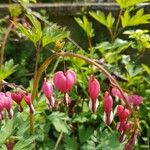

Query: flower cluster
<box><xmin>0</xmin><ymin>91</ymin><xmax>34</xmax><ymax>120</ymax></box>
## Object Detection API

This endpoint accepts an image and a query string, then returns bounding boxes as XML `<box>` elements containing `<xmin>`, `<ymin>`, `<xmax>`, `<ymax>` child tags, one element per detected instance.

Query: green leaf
<box><xmin>142</xmin><ymin>64</ymin><xmax>150</xmax><ymax>75</ymax></box>
<box><xmin>90</xmin><ymin>11</ymin><xmax>115</xmax><ymax>29</ymax></box>
<box><xmin>13</xmin><ymin>137</ymin><xmax>35</xmax><ymax>150</ymax></box>
<box><xmin>42</xmin><ymin>25</ymin><xmax>69</xmax><ymax>47</ymax></box>
<box><xmin>16</xmin><ymin>14</ymin><xmax>42</xmax><ymax>44</ymax></box>
<box><xmin>64</xmin><ymin>135</ymin><xmax>78</xmax><ymax>150</ymax></box>
<box><xmin>98</xmin><ymin>131</ymin><xmax>124</xmax><ymax>150</ymax></box>
<box><xmin>48</xmin><ymin>112</ymin><xmax>70</xmax><ymax>134</ymax></box>
<box><xmin>79</xmin><ymin>126</ymin><xmax>94</xmax><ymax>144</ymax></box>
<box><xmin>75</xmin><ymin>16</ymin><xmax>94</xmax><ymax>38</ymax></box>
<box><xmin>90</xmin><ymin>11</ymin><xmax>106</xmax><ymax>26</ymax></box>
<box><xmin>8</xmin><ymin>4</ymin><xmax>22</xmax><ymax>17</ymax></box>
<box><xmin>116</xmin><ymin>0</ymin><xmax>150</xmax><ymax>9</ymax></box>
<box><xmin>0</xmin><ymin>119</ymin><xmax>14</xmax><ymax>144</ymax></box>
<box><xmin>106</xmin><ymin>12</ymin><xmax>115</xmax><ymax>28</ymax></box>
<box><xmin>121</xmin><ymin>9</ymin><xmax>150</xmax><ymax>27</ymax></box>
<box><xmin>0</xmin><ymin>59</ymin><xmax>17</xmax><ymax>81</ymax></box>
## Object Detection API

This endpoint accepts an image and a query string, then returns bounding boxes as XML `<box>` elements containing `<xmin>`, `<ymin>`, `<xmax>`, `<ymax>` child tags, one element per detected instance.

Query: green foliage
<box><xmin>16</xmin><ymin>14</ymin><xmax>42</xmax><ymax>44</ymax></box>
<box><xmin>42</xmin><ymin>25</ymin><xmax>69</xmax><ymax>47</ymax></box>
<box><xmin>124</xmin><ymin>29</ymin><xmax>150</xmax><ymax>52</ymax></box>
<box><xmin>115</xmin><ymin>0</ymin><xmax>150</xmax><ymax>9</ymax></box>
<box><xmin>79</xmin><ymin>126</ymin><xmax>94</xmax><ymax>144</ymax></box>
<box><xmin>121</xmin><ymin>9</ymin><xmax>150</xmax><ymax>27</ymax></box>
<box><xmin>48</xmin><ymin>112</ymin><xmax>70</xmax><ymax>134</ymax></box>
<box><xmin>8</xmin><ymin>4</ymin><xmax>22</xmax><ymax>17</ymax></box>
<box><xmin>90</xmin><ymin>11</ymin><xmax>115</xmax><ymax>29</ymax></box>
<box><xmin>75</xmin><ymin>16</ymin><xmax>94</xmax><ymax>38</ymax></box>
<box><xmin>63</xmin><ymin>135</ymin><xmax>78</xmax><ymax>150</ymax></box>
<box><xmin>96</xmin><ymin>38</ymin><xmax>131</xmax><ymax>63</ymax></box>
<box><xmin>0</xmin><ymin>59</ymin><xmax>17</xmax><ymax>81</ymax></box>
<box><xmin>13</xmin><ymin>137</ymin><xmax>35</xmax><ymax>150</ymax></box>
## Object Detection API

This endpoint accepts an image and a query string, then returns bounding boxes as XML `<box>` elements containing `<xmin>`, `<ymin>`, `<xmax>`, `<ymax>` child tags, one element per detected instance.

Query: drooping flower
<box><xmin>112</xmin><ymin>87</ymin><xmax>123</xmax><ymax>100</ymax></box>
<box><xmin>0</xmin><ymin>93</ymin><xmax>4</xmax><ymax>120</ymax></box>
<box><xmin>42</xmin><ymin>78</ymin><xmax>55</xmax><ymax>110</ymax></box>
<box><xmin>24</xmin><ymin>94</ymin><xmax>35</xmax><ymax>113</ymax></box>
<box><xmin>11</xmin><ymin>91</ymin><xmax>24</xmax><ymax>112</ymax></box>
<box><xmin>116</xmin><ymin>105</ymin><xmax>131</xmax><ymax>142</ymax></box>
<box><xmin>103</xmin><ymin>91</ymin><xmax>113</xmax><ymax>126</ymax></box>
<box><xmin>117</xmin><ymin>105</ymin><xmax>130</xmax><ymax>122</ymax></box>
<box><xmin>128</xmin><ymin>95</ymin><xmax>143</xmax><ymax>106</ymax></box>
<box><xmin>88</xmin><ymin>75</ymin><xmax>100</xmax><ymax>113</ymax></box>
<box><xmin>53</xmin><ymin>70</ymin><xmax>76</xmax><ymax>106</ymax></box>
<box><xmin>3</xmin><ymin>92</ymin><xmax>13</xmax><ymax>119</ymax></box>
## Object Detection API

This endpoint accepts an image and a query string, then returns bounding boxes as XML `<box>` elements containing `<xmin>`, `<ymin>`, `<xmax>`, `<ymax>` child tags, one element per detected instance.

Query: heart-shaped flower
<box><xmin>117</xmin><ymin>105</ymin><xmax>130</xmax><ymax>122</ymax></box>
<box><xmin>53</xmin><ymin>70</ymin><xmax>76</xmax><ymax>106</ymax></box>
<box><xmin>11</xmin><ymin>91</ymin><xmax>24</xmax><ymax>112</ymax></box>
<box><xmin>53</xmin><ymin>70</ymin><xmax>76</xmax><ymax>93</ymax></box>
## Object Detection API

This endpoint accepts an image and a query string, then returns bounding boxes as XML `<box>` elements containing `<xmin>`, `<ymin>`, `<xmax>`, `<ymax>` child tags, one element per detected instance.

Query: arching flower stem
<box><xmin>31</xmin><ymin>52</ymin><xmax>139</xmax><ymax>141</ymax></box>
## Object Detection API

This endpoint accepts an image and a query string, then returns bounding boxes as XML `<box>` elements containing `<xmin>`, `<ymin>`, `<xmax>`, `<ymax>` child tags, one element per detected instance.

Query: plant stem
<box><xmin>114</xmin><ymin>9</ymin><xmax>122</xmax><ymax>39</ymax></box>
<box><xmin>0</xmin><ymin>22</ymin><xmax>13</xmax><ymax>68</ymax></box>
<box><xmin>53</xmin><ymin>132</ymin><xmax>63</xmax><ymax>150</ymax></box>
<box><xmin>32</xmin><ymin>52</ymin><xmax>139</xmax><ymax>135</ymax></box>
<box><xmin>29</xmin><ymin>43</ymin><xmax>41</xmax><ymax>149</ymax></box>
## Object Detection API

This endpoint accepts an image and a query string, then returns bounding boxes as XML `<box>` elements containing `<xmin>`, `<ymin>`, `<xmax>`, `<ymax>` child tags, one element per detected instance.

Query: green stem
<box><xmin>53</xmin><ymin>132</ymin><xmax>63</xmax><ymax>150</ymax></box>
<box><xmin>32</xmin><ymin>52</ymin><xmax>139</xmax><ymax>134</ymax></box>
<box><xmin>114</xmin><ymin>9</ymin><xmax>122</xmax><ymax>39</ymax></box>
<box><xmin>0</xmin><ymin>22</ymin><xmax>13</xmax><ymax>68</ymax></box>
<box><xmin>29</xmin><ymin>43</ymin><xmax>41</xmax><ymax>149</ymax></box>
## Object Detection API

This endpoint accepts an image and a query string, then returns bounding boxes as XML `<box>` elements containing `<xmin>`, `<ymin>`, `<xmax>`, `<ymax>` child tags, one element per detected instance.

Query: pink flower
<box><xmin>103</xmin><ymin>91</ymin><xmax>113</xmax><ymax>126</ymax></box>
<box><xmin>53</xmin><ymin>70</ymin><xmax>76</xmax><ymax>93</ymax></box>
<box><xmin>88</xmin><ymin>75</ymin><xmax>100</xmax><ymax>113</ymax></box>
<box><xmin>53</xmin><ymin>70</ymin><xmax>76</xmax><ymax>106</ymax></box>
<box><xmin>11</xmin><ymin>91</ymin><xmax>24</xmax><ymax>112</ymax></box>
<box><xmin>0</xmin><ymin>93</ymin><xmax>4</xmax><ymax>120</ymax></box>
<box><xmin>42</xmin><ymin>78</ymin><xmax>55</xmax><ymax>110</ymax></box>
<box><xmin>128</xmin><ymin>95</ymin><xmax>143</xmax><ymax>106</ymax></box>
<box><xmin>116</xmin><ymin>121</ymin><xmax>132</xmax><ymax>132</ymax></box>
<box><xmin>24</xmin><ymin>94</ymin><xmax>35</xmax><ymax>113</ymax></box>
<box><xmin>117</xmin><ymin>105</ymin><xmax>130</xmax><ymax>122</ymax></box>
<box><xmin>3</xmin><ymin>92</ymin><xmax>13</xmax><ymax>119</ymax></box>
<box><xmin>111</xmin><ymin>87</ymin><xmax>123</xmax><ymax>100</ymax></box>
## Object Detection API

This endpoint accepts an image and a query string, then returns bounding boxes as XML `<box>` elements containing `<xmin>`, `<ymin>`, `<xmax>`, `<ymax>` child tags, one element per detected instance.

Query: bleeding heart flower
<box><xmin>117</xmin><ymin>105</ymin><xmax>130</xmax><ymax>122</ymax></box>
<box><xmin>42</xmin><ymin>78</ymin><xmax>55</xmax><ymax>110</ymax></box>
<box><xmin>24</xmin><ymin>94</ymin><xmax>35</xmax><ymax>113</ymax></box>
<box><xmin>53</xmin><ymin>70</ymin><xmax>76</xmax><ymax>106</ymax></box>
<box><xmin>103</xmin><ymin>91</ymin><xmax>113</xmax><ymax>126</ymax></box>
<box><xmin>88</xmin><ymin>75</ymin><xmax>100</xmax><ymax>113</ymax></box>
<box><xmin>53</xmin><ymin>70</ymin><xmax>76</xmax><ymax>93</ymax></box>
<box><xmin>3</xmin><ymin>92</ymin><xmax>13</xmax><ymax>119</ymax></box>
<box><xmin>11</xmin><ymin>91</ymin><xmax>24</xmax><ymax>112</ymax></box>
<box><xmin>112</xmin><ymin>87</ymin><xmax>123</xmax><ymax>100</ymax></box>
<box><xmin>0</xmin><ymin>93</ymin><xmax>4</xmax><ymax>120</ymax></box>
<box><xmin>128</xmin><ymin>95</ymin><xmax>143</xmax><ymax>106</ymax></box>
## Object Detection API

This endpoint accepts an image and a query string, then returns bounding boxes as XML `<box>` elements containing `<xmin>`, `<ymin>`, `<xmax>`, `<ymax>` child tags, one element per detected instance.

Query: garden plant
<box><xmin>0</xmin><ymin>0</ymin><xmax>150</xmax><ymax>149</ymax></box>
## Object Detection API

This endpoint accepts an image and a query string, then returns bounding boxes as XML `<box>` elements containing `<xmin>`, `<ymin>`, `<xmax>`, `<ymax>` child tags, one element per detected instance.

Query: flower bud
<box><xmin>3</xmin><ymin>92</ymin><xmax>13</xmax><ymax>119</ymax></box>
<box><xmin>103</xmin><ymin>91</ymin><xmax>113</xmax><ymax>126</ymax></box>
<box><xmin>24</xmin><ymin>94</ymin><xmax>35</xmax><ymax>113</ymax></box>
<box><xmin>42</xmin><ymin>78</ymin><xmax>55</xmax><ymax>110</ymax></box>
<box><xmin>88</xmin><ymin>75</ymin><xmax>100</xmax><ymax>113</ymax></box>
